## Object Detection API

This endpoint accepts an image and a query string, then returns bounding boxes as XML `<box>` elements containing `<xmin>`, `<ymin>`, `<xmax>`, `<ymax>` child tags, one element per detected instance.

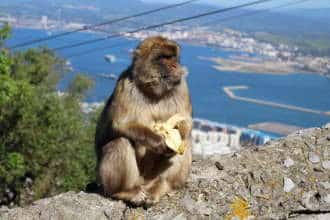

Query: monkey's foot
<box><xmin>112</xmin><ymin>187</ymin><xmax>148</xmax><ymax>206</ymax></box>
<box><xmin>144</xmin><ymin>196</ymin><xmax>159</xmax><ymax>208</ymax></box>
<box><xmin>129</xmin><ymin>188</ymin><xmax>149</xmax><ymax>206</ymax></box>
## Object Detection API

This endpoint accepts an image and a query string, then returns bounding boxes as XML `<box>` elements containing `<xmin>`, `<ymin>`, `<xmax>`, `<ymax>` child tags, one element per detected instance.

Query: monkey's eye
<box><xmin>157</xmin><ymin>55</ymin><xmax>173</xmax><ymax>60</ymax></box>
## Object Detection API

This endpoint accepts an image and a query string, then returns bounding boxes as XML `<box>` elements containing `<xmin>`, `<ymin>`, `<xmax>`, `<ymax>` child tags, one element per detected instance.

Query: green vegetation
<box><xmin>0</xmin><ymin>24</ymin><xmax>98</xmax><ymax>206</ymax></box>
<box><xmin>253</xmin><ymin>31</ymin><xmax>330</xmax><ymax>57</ymax></box>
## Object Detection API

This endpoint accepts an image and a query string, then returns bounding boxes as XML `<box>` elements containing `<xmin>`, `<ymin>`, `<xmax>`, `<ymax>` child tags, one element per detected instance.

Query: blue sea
<box><xmin>6</xmin><ymin>28</ymin><xmax>330</xmax><ymax>129</ymax></box>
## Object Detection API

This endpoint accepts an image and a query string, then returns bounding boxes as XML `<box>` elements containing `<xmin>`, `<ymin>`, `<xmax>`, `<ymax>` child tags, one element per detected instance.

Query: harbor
<box><xmin>248</xmin><ymin>122</ymin><xmax>303</xmax><ymax>136</ymax></box>
<box><xmin>223</xmin><ymin>85</ymin><xmax>330</xmax><ymax>116</ymax></box>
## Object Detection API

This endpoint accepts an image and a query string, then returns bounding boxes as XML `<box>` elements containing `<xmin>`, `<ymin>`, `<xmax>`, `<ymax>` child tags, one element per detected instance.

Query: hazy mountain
<box><xmin>289</xmin><ymin>8</ymin><xmax>330</xmax><ymax>21</ymax></box>
<box><xmin>2</xmin><ymin>0</ymin><xmax>328</xmax><ymax>35</ymax></box>
<box><xmin>208</xmin><ymin>10</ymin><xmax>330</xmax><ymax>35</ymax></box>
<box><xmin>2</xmin><ymin>0</ymin><xmax>329</xmax><ymax>55</ymax></box>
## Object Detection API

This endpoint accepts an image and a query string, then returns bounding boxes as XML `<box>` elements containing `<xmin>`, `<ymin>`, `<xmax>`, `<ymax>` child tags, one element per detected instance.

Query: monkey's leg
<box><xmin>143</xmin><ymin>177</ymin><xmax>171</xmax><ymax>206</ymax></box>
<box><xmin>99</xmin><ymin>137</ymin><xmax>147</xmax><ymax>206</ymax></box>
<box><xmin>145</xmin><ymin>143</ymin><xmax>192</xmax><ymax>205</ymax></box>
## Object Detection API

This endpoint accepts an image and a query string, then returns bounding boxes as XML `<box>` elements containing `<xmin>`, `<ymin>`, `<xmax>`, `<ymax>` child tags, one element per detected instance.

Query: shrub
<box><xmin>0</xmin><ymin>25</ymin><xmax>98</xmax><ymax>206</ymax></box>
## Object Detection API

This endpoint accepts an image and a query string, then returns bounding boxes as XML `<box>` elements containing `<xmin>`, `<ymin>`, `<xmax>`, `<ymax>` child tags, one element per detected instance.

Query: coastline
<box><xmin>9</xmin><ymin>27</ymin><xmax>330</xmax><ymax>130</ymax></box>
<box><xmin>198</xmin><ymin>55</ymin><xmax>317</xmax><ymax>75</ymax></box>
<box><xmin>6</xmin><ymin>24</ymin><xmax>330</xmax><ymax>77</ymax></box>
<box><xmin>208</xmin><ymin>57</ymin><xmax>305</xmax><ymax>75</ymax></box>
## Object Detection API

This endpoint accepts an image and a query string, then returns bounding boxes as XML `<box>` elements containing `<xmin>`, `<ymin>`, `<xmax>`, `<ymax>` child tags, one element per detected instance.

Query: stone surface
<box><xmin>0</xmin><ymin>192</ymin><xmax>126</xmax><ymax>220</ymax></box>
<box><xmin>320</xmin><ymin>182</ymin><xmax>330</xmax><ymax>190</ymax></box>
<box><xmin>309</xmin><ymin>152</ymin><xmax>321</xmax><ymax>163</ymax></box>
<box><xmin>324</xmin><ymin>194</ymin><xmax>330</xmax><ymax>204</ymax></box>
<box><xmin>322</xmin><ymin>160</ymin><xmax>330</xmax><ymax>169</ymax></box>
<box><xmin>1</xmin><ymin>125</ymin><xmax>330</xmax><ymax>220</ymax></box>
<box><xmin>284</xmin><ymin>157</ymin><xmax>295</xmax><ymax>167</ymax></box>
<box><xmin>284</xmin><ymin>177</ymin><xmax>296</xmax><ymax>192</ymax></box>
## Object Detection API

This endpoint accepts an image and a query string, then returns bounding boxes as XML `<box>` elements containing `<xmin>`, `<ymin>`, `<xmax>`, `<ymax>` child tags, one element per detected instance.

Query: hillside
<box><xmin>1</xmin><ymin>124</ymin><xmax>329</xmax><ymax>219</ymax></box>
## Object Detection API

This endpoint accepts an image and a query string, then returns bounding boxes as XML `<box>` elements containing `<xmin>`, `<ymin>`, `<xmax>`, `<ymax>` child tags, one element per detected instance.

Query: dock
<box><xmin>223</xmin><ymin>86</ymin><xmax>330</xmax><ymax>116</ymax></box>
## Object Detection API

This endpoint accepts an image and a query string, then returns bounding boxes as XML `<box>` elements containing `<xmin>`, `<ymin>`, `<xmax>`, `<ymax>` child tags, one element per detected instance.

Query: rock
<box><xmin>320</xmin><ymin>182</ymin><xmax>330</xmax><ymax>189</ymax></box>
<box><xmin>215</xmin><ymin>161</ymin><xmax>224</xmax><ymax>170</ymax></box>
<box><xmin>1</xmin><ymin>125</ymin><xmax>330</xmax><ymax>219</ymax></box>
<box><xmin>324</xmin><ymin>194</ymin><xmax>330</xmax><ymax>204</ymax></box>
<box><xmin>321</xmin><ymin>160</ymin><xmax>330</xmax><ymax>169</ymax></box>
<box><xmin>291</xmin><ymin>213</ymin><xmax>330</xmax><ymax>220</ymax></box>
<box><xmin>309</xmin><ymin>152</ymin><xmax>320</xmax><ymax>163</ymax></box>
<box><xmin>0</xmin><ymin>192</ymin><xmax>126</xmax><ymax>220</ymax></box>
<box><xmin>0</xmin><ymin>206</ymin><xmax>9</xmax><ymax>213</ymax></box>
<box><xmin>284</xmin><ymin>157</ymin><xmax>295</xmax><ymax>167</ymax></box>
<box><xmin>172</xmin><ymin>213</ymin><xmax>187</xmax><ymax>220</ymax></box>
<box><xmin>301</xmin><ymin>191</ymin><xmax>318</xmax><ymax>209</ymax></box>
<box><xmin>152</xmin><ymin>212</ymin><xmax>187</xmax><ymax>220</ymax></box>
<box><xmin>181</xmin><ymin>193</ymin><xmax>196</xmax><ymax>214</ymax></box>
<box><xmin>181</xmin><ymin>193</ymin><xmax>211</xmax><ymax>216</ymax></box>
<box><xmin>283</xmin><ymin>177</ymin><xmax>295</xmax><ymax>192</ymax></box>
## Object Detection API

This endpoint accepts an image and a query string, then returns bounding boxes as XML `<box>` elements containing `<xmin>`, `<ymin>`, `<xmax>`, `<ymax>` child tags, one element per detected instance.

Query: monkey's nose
<box><xmin>170</xmin><ymin>62</ymin><xmax>178</xmax><ymax>69</ymax></box>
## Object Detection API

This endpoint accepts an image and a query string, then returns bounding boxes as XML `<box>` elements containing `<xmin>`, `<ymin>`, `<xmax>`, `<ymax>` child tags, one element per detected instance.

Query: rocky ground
<box><xmin>1</xmin><ymin>124</ymin><xmax>329</xmax><ymax>220</ymax></box>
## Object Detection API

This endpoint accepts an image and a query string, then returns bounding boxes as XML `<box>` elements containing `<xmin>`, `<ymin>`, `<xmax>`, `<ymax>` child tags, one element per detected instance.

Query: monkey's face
<box><xmin>133</xmin><ymin>37</ymin><xmax>187</xmax><ymax>99</ymax></box>
<box><xmin>154</xmin><ymin>50</ymin><xmax>184</xmax><ymax>85</ymax></box>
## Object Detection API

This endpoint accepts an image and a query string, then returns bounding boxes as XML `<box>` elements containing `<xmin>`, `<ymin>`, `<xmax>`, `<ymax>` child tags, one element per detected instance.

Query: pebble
<box><xmin>283</xmin><ymin>177</ymin><xmax>295</xmax><ymax>193</ymax></box>
<box><xmin>308</xmin><ymin>152</ymin><xmax>320</xmax><ymax>163</ymax></box>
<box><xmin>0</xmin><ymin>206</ymin><xmax>9</xmax><ymax>213</ymax></box>
<box><xmin>181</xmin><ymin>194</ymin><xmax>211</xmax><ymax>216</ymax></box>
<box><xmin>7</xmin><ymin>192</ymin><xmax>14</xmax><ymax>200</ymax></box>
<box><xmin>320</xmin><ymin>182</ymin><xmax>330</xmax><ymax>189</ymax></box>
<box><xmin>215</xmin><ymin>161</ymin><xmax>224</xmax><ymax>170</ymax></box>
<box><xmin>323</xmin><ymin>194</ymin><xmax>330</xmax><ymax>204</ymax></box>
<box><xmin>172</xmin><ymin>213</ymin><xmax>187</xmax><ymax>220</ymax></box>
<box><xmin>25</xmin><ymin>177</ymin><xmax>33</xmax><ymax>185</ymax></box>
<box><xmin>301</xmin><ymin>191</ymin><xmax>315</xmax><ymax>209</ymax></box>
<box><xmin>283</xmin><ymin>157</ymin><xmax>294</xmax><ymax>168</ymax></box>
<box><xmin>322</xmin><ymin>160</ymin><xmax>330</xmax><ymax>170</ymax></box>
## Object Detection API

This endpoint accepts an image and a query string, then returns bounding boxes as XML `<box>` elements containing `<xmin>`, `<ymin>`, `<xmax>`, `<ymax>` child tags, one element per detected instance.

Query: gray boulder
<box><xmin>1</xmin><ymin>125</ymin><xmax>329</xmax><ymax>219</ymax></box>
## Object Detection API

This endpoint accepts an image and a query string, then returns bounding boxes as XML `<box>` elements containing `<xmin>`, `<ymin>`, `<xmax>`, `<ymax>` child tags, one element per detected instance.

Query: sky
<box><xmin>142</xmin><ymin>0</ymin><xmax>330</xmax><ymax>9</ymax></box>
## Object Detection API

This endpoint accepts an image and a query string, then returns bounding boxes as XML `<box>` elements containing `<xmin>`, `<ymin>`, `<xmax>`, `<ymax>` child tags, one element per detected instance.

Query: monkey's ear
<box><xmin>132</xmin><ymin>49</ymin><xmax>141</xmax><ymax>60</ymax></box>
<box><xmin>176</xmin><ymin>45</ymin><xmax>181</xmax><ymax>56</ymax></box>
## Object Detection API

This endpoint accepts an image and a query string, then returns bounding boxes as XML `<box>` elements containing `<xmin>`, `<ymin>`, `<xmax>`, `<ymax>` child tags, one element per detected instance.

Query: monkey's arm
<box><xmin>112</xmin><ymin>121</ymin><xmax>169</xmax><ymax>154</ymax></box>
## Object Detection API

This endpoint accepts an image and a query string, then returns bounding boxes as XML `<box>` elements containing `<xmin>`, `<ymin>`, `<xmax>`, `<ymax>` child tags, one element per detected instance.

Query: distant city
<box><xmin>2</xmin><ymin>14</ymin><xmax>330</xmax><ymax>77</ymax></box>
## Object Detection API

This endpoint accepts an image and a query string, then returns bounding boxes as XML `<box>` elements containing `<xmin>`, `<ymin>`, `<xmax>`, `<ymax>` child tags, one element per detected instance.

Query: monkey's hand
<box><xmin>141</xmin><ymin>128</ymin><xmax>173</xmax><ymax>155</ymax></box>
<box><xmin>153</xmin><ymin>122</ymin><xmax>185</xmax><ymax>155</ymax></box>
<box><xmin>165</xmin><ymin>114</ymin><xmax>192</xmax><ymax>139</ymax></box>
<box><xmin>175</xmin><ymin>119</ymin><xmax>192</xmax><ymax>140</ymax></box>
<box><xmin>113</xmin><ymin>122</ymin><xmax>170</xmax><ymax>154</ymax></box>
<box><xmin>121</xmin><ymin>123</ymin><xmax>171</xmax><ymax>155</ymax></box>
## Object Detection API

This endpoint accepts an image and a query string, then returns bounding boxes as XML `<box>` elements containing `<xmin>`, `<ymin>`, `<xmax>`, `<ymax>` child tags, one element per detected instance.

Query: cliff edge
<box><xmin>1</xmin><ymin>124</ymin><xmax>330</xmax><ymax>220</ymax></box>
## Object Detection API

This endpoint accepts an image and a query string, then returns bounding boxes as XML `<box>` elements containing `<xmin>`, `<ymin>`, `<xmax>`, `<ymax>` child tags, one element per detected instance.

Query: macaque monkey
<box><xmin>95</xmin><ymin>36</ymin><xmax>192</xmax><ymax>206</ymax></box>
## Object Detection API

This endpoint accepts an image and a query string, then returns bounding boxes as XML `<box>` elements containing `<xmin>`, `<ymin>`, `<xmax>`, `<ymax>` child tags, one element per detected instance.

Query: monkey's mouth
<box><xmin>162</xmin><ymin>74</ymin><xmax>181</xmax><ymax>84</ymax></box>
<box><xmin>161</xmin><ymin>66</ymin><xmax>186</xmax><ymax>83</ymax></box>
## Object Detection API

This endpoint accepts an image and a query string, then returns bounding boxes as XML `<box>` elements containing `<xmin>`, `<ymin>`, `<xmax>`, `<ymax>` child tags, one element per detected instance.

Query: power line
<box><xmin>52</xmin><ymin>0</ymin><xmax>274</xmax><ymax>51</ymax></box>
<box><xmin>201</xmin><ymin>0</ymin><xmax>312</xmax><ymax>26</ymax></box>
<box><xmin>65</xmin><ymin>0</ymin><xmax>311</xmax><ymax>59</ymax></box>
<box><xmin>66</xmin><ymin>41</ymin><xmax>134</xmax><ymax>58</ymax></box>
<box><xmin>8</xmin><ymin>0</ymin><xmax>199</xmax><ymax>49</ymax></box>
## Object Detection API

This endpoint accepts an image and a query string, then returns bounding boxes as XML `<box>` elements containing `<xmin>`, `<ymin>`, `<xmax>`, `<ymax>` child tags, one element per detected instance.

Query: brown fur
<box><xmin>95</xmin><ymin>36</ymin><xmax>192</xmax><ymax>206</ymax></box>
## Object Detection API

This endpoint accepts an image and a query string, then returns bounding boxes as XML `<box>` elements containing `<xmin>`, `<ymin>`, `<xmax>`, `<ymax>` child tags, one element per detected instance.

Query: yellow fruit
<box><xmin>153</xmin><ymin>114</ymin><xmax>187</xmax><ymax>155</ymax></box>
<box><xmin>164</xmin><ymin>128</ymin><xmax>183</xmax><ymax>154</ymax></box>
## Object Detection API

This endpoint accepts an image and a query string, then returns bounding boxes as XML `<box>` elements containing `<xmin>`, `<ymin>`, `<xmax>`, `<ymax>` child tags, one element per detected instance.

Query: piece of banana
<box><xmin>153</xmin><ymin>114</ymin><xmax>187</xmax><ymax>155</ymax></box>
